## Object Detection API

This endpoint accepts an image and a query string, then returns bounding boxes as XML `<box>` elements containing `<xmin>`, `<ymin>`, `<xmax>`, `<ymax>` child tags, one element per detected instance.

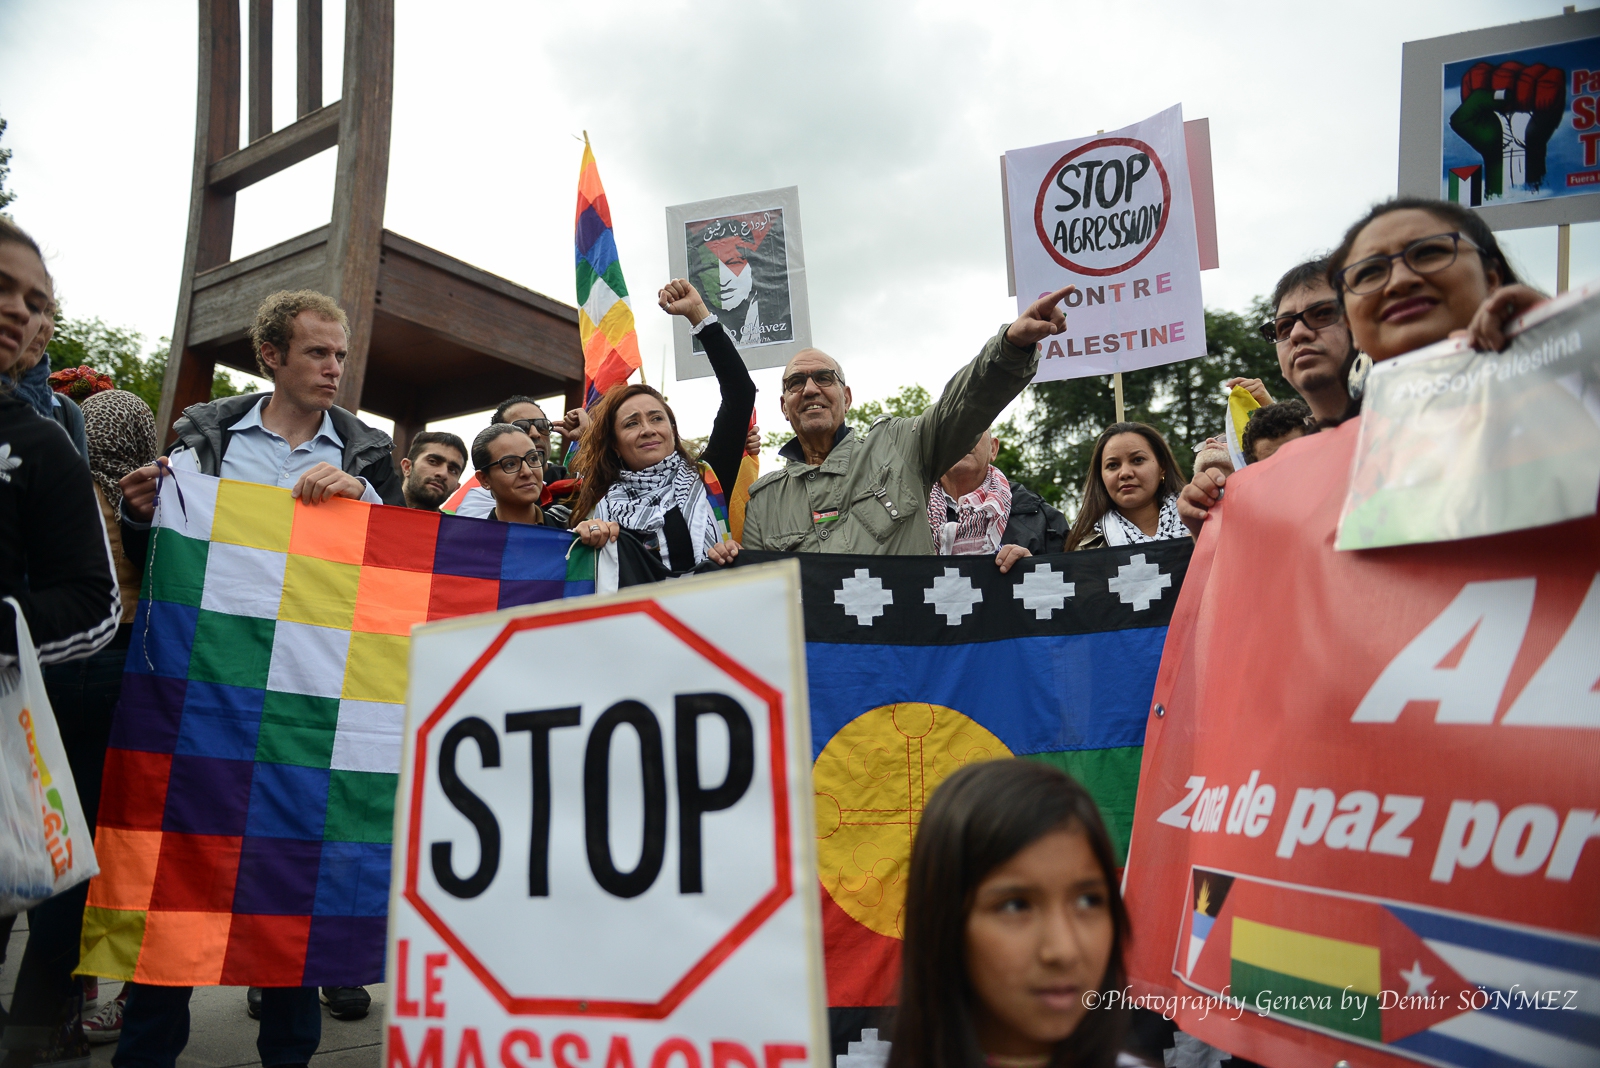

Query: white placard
<box><xmin>1005</xmin><ymin>104</ymin><xmax>1206</xmax><ymax>381</ymax></box>
<box><xmin>385</xmin><ymin>562</ymin><xmax>826</xmax><ymax>1068</ymax></box>
<box><xmin>666</xmin><ymin>187</ymin><xmax>813</xmax><ymax>381</ymax></box>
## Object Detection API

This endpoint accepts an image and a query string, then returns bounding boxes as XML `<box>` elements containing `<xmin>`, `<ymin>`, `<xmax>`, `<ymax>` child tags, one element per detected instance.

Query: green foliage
<box><xmin>999</xmin><ymin>300</ymin><xmax>1282</xmax><ymax>514</ymax></box>
<box><xmin>45</xmin><ymin>314</ymin><xmax>248</xmax><ymax>415</ymax></box>
<box><xmin>847</xmin><ymin>383</ymin><xmax>931</xmax><ymax>432</ymax></box>
<box><xmin>759</xmin><ymin>383</ymin><xmax>936</xmax><ymax>451</ymax></box>
<box><xmin>0</xmin><ymin>115</ymin><xmax>14</xmax><ymax>213</ymax></box>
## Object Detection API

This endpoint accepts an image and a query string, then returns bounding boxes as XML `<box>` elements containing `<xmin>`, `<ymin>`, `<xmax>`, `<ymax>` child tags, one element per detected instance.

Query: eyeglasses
<box><xmin>491</xmin><ymin>451</ymin><xmax>543</xmax><ymax>476</ymax></box>
<box><xmin>782</xmin><ymin>369</ymin><xmax>844</xmax><ymax>394</ymax></box>
<box><xmin>1338</xmin><ymin>232</ymin><xmax>1482</xmax><ymax>296</ymax></box>
<box><xmin>1258</xmin><ymin>299</ymin><xmax>1343</xmax><ymax>343</ymax></box>
<box><xmin>511</xmin><ymin>417</ymin><xmax>552</xmax><ymax>435</ymax></box>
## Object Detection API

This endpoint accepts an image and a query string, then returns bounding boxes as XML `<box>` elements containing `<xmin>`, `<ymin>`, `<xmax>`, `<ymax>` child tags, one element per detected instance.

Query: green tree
<box><xmin>997</xmin><ymin>300</ymin><xmax>1281</xmax><ymax>513</ymax></box>
<box><xmin>0</xmin><ymin>115</ymin><xmax>15</xmax><ymax>213</ymax></box>
<box><xmin>46</xmin><ymin>314</ymin><xmax>247</xmax><ymax>414</ymax></box>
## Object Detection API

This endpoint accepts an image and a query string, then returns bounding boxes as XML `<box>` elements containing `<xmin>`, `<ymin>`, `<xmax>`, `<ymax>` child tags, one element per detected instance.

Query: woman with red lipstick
<box><xmin>569</xmin><ymin>278</ymin><xmax>757</xmax><ymax>573</ymax></box>
<box><xmin>888</xmin><ymin>760</ymin><xmax>1130</xmax><ymax>1068</ymax></box>
<box><xmin>1063</xmin><ymin>423</ymin><xmax>1187</xmax><ymax>552</ymax></box>
<box><xmin>1326</xmin><ymin>198</ymin><xmax>1540</xmax><ymax>374</ymax></box>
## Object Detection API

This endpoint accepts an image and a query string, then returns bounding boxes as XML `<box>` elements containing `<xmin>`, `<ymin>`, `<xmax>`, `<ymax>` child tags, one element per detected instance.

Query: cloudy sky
<box><xmin>1</xmin><ymin>0</ymin><xmax>1591</xmax><ymax>455</ymax></box>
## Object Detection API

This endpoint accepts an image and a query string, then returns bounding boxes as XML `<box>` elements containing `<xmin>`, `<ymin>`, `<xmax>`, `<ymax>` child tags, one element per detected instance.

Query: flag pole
<box><xmin>1113</xmin><ymin>372</ymin><xmax>1125</xmax><ymax>423</ymax></box>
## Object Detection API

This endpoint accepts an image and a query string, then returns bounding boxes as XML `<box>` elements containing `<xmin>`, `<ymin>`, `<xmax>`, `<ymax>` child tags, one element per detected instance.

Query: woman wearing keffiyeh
<box><xmin>569</xmin><ymin>279</ymin><xmax>757</xmax><ymax>573</ymax></box>
<box><xmin>1065</xmin><ymin>421</ymin><xmax>1190</xmax><ymax>552</ymax></box>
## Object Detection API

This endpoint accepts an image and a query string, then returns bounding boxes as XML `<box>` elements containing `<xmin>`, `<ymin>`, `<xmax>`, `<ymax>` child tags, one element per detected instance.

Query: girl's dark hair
<box><xmin>470</xmin><ymin>423</ymin><xmax>529</xmax><ymax>472</ymax></box>
<box><xmin>1064</xmin><ymin>421</ymin><xmax>1186</xmax><ymax>551</ymax></box>
<box><xmin>1325</xmin><ymin>197</ymin><xmax>1520</xmax><ymax>295</ymax></box>
<box><xmin>568</xmin><ymin>383</ymin><xmax>696</xmax><ymax>525</ymax></box>
<box><xmin>888</xmin><ymin>760</ymin><xmax>1130</xmax><ymax>1068</ymax></box>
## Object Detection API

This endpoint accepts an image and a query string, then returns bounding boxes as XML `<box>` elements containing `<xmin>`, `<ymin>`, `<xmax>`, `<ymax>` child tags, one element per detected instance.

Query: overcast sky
<box><xmin>2</xmin><ymin>0</ymin><xmax>1592</xmax><ymax>456</ymax></box>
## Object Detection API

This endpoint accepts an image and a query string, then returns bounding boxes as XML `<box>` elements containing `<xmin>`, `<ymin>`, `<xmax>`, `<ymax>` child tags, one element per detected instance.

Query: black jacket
<box><xmin>0</xmin><ymin>393</ymin><xmax>120</xmax><ymax>663</ymax></box>
<box><xmin>170</xmin><ymin>392</ymin><xmax>404</xmax><ymax>505</ymax></box>
<box><xmin>1002</xmin><ymin>479</ymin><xmax>1069</xmax><ymax>555</ymax></box>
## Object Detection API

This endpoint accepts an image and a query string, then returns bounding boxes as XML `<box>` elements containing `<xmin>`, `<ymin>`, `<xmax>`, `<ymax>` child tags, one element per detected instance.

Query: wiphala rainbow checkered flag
<box><xmin>78</xmin><ymin>472</ymin><xmax>593</xmax><ymax>986</ymax></box>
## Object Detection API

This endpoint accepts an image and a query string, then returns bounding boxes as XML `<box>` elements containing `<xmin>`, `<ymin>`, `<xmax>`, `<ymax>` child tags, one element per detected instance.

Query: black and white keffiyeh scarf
<box><xmin>593</xmin><ymin>453</ymin><xmax>722</xmax><ymax>570</ymax></box>
<box><xmin>1096</xmin><ymin>492</ymin><xmax>1187</xmax><ymax>546</ymax></box>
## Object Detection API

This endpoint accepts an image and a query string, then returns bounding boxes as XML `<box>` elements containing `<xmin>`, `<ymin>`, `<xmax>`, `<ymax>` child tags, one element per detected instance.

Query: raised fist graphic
<box><xmin>1449</xmin><ymin>60</ymin><xmax>1566</xmax><ymax>197</ymax></box>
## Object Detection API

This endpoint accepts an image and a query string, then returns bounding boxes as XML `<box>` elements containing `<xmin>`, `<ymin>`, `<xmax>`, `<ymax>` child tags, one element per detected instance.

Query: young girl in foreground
<box><xmin>888</xmin><ymin>760</ymin><xmax>1133</xmax><ymax>1068</ymax></box>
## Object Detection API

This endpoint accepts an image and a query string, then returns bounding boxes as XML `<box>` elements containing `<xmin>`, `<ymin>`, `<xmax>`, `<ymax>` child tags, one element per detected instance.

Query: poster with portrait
<box><xmin>1439</xmin><ymin>35</ymin><xmax>1600</xmax><ymax>208</ymax></box>
<box><xmin>666</xmin><ymin>187</ymin><xmax>813</xmax><ymax>381</ymax></box>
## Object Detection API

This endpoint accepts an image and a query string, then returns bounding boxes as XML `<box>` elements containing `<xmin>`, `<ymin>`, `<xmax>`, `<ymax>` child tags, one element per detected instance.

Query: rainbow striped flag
<box><xmin>575</xmin><ymin>137</ymin><xmax>641</xmax><ymax>407</ymax></box>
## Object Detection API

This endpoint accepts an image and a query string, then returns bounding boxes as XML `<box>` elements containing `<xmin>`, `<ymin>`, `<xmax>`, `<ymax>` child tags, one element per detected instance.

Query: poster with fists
<box><xmin>1004</xmin><ymin>104</ymin><xmax>1207</xmax><ymax>382</ymax></box>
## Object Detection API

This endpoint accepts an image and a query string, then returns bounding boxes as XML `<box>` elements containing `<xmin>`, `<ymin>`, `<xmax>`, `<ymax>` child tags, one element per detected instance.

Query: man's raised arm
<box><xmin>912</xmin><ymin>286</ymin><xmax>1075</xmax><ymax>483</ymax></box>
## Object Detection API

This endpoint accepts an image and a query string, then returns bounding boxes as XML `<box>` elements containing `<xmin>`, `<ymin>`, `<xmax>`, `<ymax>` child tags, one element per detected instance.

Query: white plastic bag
<box><xmin>0</xmin><ymin>596</ymin><xmax>98</xmax><ymax>916</ymax></box>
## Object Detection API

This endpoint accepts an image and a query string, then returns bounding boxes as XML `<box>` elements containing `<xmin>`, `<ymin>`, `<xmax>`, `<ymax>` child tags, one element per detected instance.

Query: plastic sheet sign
<box><xmin>385</xmin><ymin>562</ymin><xmax>826</xmax><ymax>1068</ymax></box>
<box><xmin>1004</xmin><ymin>104</ymin><xmax>1206</xmax><ymax>381</ymax></box>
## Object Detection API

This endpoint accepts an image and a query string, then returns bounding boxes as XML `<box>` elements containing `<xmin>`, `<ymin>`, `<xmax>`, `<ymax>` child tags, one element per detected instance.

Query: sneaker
<box><xmin>80</xmin><ymin>978</ymin><xmax>98</xmax><ymax>1009</ymax></box>
<box><xmin>319</xmin><ymin>987</ymin><xmax>371</xmax><ymax>1021</ymax></box>
<box><xmin>82</xmin><ymin>990</ymin><xmax>126</xmax><ymax>1046</ymax></box>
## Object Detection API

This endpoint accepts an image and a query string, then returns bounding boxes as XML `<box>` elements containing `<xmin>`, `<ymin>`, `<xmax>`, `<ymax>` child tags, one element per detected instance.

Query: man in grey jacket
<box><xmin>728</xmin><ymin>286</ymin><xmax>1073</xmax><ymax>556</ymax></box>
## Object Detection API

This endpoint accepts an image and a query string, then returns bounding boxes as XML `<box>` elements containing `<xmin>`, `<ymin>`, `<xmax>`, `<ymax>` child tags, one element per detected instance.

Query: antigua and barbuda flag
<box><xmin>681</xmin><ymin>541</ymin><xmax>1192</xmax><ymax>1061</ymax></box>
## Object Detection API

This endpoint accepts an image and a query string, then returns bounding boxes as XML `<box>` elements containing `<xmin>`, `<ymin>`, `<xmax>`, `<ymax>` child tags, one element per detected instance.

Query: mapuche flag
<box><xmin>78</xmin><ymin>471</ymin><xmax>593</xmax><ymax>986</ymax></box>
<box><xmin>576</xmin><ymin>136</ymin><xmax>642</xmax><ymax>407</ymax></box>
<box><xmin>709</xmin><ymin>543</ymin><xmax>1192</xmax><ymax>1057</ymax></box>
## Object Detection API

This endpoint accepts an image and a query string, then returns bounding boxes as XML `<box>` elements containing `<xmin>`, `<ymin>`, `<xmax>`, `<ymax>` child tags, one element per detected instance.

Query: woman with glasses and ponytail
<box><xmin>471</xmin><ymin>423</ymin><xmax>561</xmax><ymax>525</ymax></box>
<box><xmin>568</xmin><ymin>279</ymin><xmax>757</xmax><ymax>574</ymax></box>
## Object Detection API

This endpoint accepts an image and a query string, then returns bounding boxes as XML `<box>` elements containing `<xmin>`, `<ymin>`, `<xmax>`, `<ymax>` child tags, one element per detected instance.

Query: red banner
<box><xmin>1123</xmin><ymin>420</ymin><xmax>1600</xmax><ymax>1068</ymax></box>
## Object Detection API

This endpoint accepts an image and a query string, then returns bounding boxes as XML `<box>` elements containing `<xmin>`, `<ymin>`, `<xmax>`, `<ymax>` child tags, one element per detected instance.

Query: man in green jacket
<box><xmin>727</xmin><ymin>287</ymin><xmax>1073</xmax><ymax>555</ymax></box>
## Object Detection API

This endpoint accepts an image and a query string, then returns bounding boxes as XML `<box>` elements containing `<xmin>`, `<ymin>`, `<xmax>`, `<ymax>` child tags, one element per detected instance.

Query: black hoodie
<box><xmin>0</xmin><ymin>392</ymin><xmax>119</xmax><ymax>663</ymax></box>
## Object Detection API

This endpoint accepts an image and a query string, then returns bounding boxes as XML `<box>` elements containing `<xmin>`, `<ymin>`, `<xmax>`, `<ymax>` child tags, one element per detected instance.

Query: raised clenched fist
<box><xmin>1450</xmin><ymin>60</ymin><xmax>1566</xmax><ymax>197</ymax></box>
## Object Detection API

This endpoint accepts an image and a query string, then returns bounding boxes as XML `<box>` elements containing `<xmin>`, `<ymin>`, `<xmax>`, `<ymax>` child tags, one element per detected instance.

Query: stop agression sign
<box><xmin>386</xmin><ymin>562</ymin><xmax>825</xmax><ymax>1068</ymax></box>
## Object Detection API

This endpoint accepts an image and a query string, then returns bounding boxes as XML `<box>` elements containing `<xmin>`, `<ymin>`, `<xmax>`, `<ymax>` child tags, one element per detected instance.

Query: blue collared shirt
<box><xmin>166</xmin><ymin>396</ymin><xmax>382</xmax><ymax>502</ymax></box>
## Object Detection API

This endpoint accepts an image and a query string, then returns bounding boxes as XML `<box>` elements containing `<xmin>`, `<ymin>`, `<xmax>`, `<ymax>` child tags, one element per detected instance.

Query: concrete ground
<box><xmin>2</xmin><ymin>915</ymin><xmax>385</xmax><ymax>1068</ymax></box>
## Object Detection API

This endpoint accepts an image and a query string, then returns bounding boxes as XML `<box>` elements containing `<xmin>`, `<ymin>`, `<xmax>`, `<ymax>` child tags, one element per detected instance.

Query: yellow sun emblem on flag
<box><xmin>813</xmin><ymin>703</ymin><xmax>1010</xmax><ymax>939</ymax></box>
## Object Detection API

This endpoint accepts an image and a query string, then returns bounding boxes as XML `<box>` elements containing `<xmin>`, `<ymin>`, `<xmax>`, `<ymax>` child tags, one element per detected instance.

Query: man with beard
<box><xmin>401</xmin><ymin>431</ymin><xmax>467</xmax><ymax>510</ymax></box>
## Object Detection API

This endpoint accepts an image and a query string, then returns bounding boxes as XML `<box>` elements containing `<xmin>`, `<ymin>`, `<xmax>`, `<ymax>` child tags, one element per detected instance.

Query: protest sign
<box><xmin>1004</xmin><ymin>104</ymin><xmax>1206</xmax><ymax>381</ymax></box>
<box><xmin>1401</xmin><ymin>9</ymin><xmax>1600</xmax><ymax>230</ymax></box>
<box><xmin>1122</xmin><ymin>420</ymin><xmax>1600</xmax><ymax>1068</ymax></box>
<box><xmin>1338</xmin><ymin>285</ymin><xmax>1600</xmax><ymax>550</ymax></box>
<box><xmin>77</xmin><ymin>472</ymin><xmax>592</xmax><ymax>986</ymax></box>
<box><xmin>387</xmin><ymin>562</ymin><xmax>826</xmax><ymax>1068</ymax></box>
<box><xmin>666</xmin><ymin>188</ymin><xmax>812</xmax><ymax>381</ymax></box>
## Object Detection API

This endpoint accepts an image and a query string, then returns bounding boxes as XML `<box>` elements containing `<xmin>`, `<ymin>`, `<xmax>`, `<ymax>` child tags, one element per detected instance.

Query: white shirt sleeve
<box><xmin>355</xmin><ymin>478</ymin><xmax>384</xmax><ymax>505</ymax></box>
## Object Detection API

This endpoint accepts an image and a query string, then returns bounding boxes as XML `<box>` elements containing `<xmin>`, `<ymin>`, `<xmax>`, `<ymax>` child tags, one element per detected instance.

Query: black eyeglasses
<box><xmin>782</xmin><ymin>369</ymin><xmax>844</xmax><ymax>394</ymax></box>
<box><xmin>1259</xmin><ymin>299</ymin><xmax>1343</xmax><ymax>343</ymax></box>
<box><xmin>491</xmin><ymin>451</ymin><xmax>543</xmax><ymax>476</ymax></box>
<box><xmin>1338</xmin><ymin>232</ymin><xmax>1482</xmax><ymax>296</ymax></box>
<box><xmin>511</xmin><ymin>417</ymin><xmax>552</xmax><ymax>435</ymax></box>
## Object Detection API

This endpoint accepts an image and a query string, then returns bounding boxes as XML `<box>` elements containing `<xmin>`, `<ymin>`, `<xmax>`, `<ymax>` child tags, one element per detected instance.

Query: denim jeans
<box><xmin>114</xmin><ymin>985</ymin><xmax>321</xmax><ymax>1068</ymax></box>
<box><xmin>0</xmin><ymin>628</ymin><xmax>126</xmax><ymax>1048</ymax></box>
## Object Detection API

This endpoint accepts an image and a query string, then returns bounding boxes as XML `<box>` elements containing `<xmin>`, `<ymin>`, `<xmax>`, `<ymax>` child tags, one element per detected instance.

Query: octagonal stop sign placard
<box><xmin>385</xmin><ymin>562</ymin><xmax>826</xmax><ymax>1068</ymax></box>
